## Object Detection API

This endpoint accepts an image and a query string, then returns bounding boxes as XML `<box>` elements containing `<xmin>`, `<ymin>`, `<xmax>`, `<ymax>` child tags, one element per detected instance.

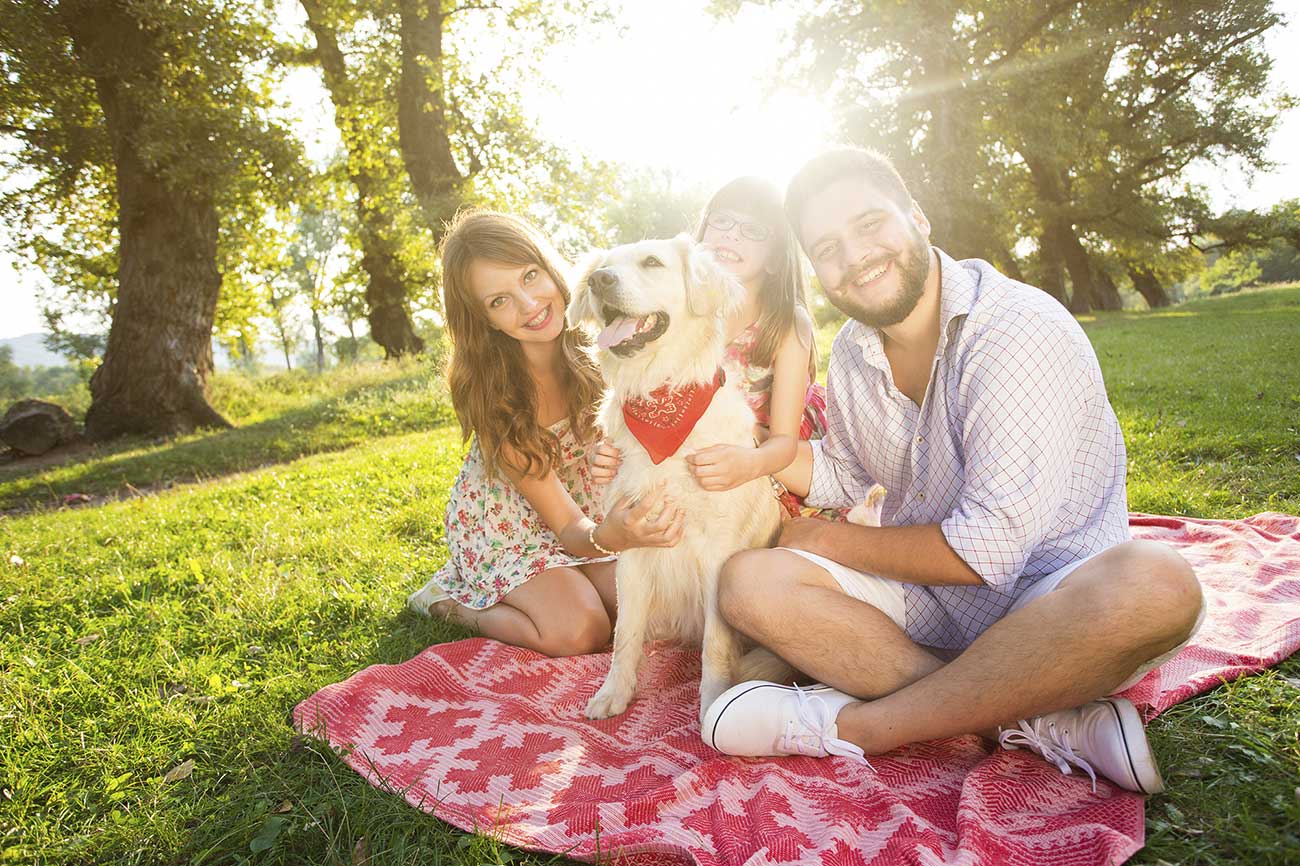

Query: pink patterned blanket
<box><xmin>294</xmin><ymin>513</ymin><xmax>1300</xmax><ymax>865</ymax></box>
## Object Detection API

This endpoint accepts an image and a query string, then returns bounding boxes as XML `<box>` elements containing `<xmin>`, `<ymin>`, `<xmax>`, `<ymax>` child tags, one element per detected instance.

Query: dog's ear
<box><xmin>675</xmin><ymin>233</ymin><xmax>741</xmax><ymax>319</ymax></box>
<box><xmin>566</xmin><ymin>248</ymin><xmax>606</xmax><ymax>329</ymax></box>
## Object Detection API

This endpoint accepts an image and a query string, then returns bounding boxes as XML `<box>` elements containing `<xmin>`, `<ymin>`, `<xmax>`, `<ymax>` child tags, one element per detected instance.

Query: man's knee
<box><xmin>1134</xmin><ymin>540</ymin><xmax>1202</xmax><ymax>639</ymax></box>
<box><xmin>718</xmin><ymin>549</ymin><xmax>787</xmax><ymax>633</ymax></box>
<box><xmin>1087</xmin><ymin>540</ymin><xmax>1202</xmax><ymax>642</ymax></box>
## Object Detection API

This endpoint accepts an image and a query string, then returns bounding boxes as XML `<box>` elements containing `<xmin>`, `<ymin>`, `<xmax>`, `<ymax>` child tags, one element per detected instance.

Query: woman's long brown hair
<box><xmin>440</xmin><ymin>210</ymin><xmax>604</xmax><ymax>480</ymax></box>
<box><xmin>695</xmin><ymin>176</ymin><xmax>815</xmax><ymax>376</ymax></box>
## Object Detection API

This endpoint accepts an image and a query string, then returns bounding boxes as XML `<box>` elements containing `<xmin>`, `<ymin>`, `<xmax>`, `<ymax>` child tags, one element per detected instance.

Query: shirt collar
<box><xmin>845</xmin><ymin>246</ymin><xmax>978</xmax><ymax>368</ymax></box>
<box><xmin>935</xmin><ymin>248</ymin><xmax>978</xmax><ymax>356</ymax></box>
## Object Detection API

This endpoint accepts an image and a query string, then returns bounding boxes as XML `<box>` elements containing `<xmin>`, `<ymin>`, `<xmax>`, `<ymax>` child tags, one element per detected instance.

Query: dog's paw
<box><xmin>698</xmin><ymin>681</ymin><xmax>728</xmax><ymax>726</ymax></box>
<box><xmin>846</xmin><ymin>484</ymin><xmax>888</xmax><ymax>528</ymax></box>
<box><xmin>585</xmin><ymin>686</ymin><xmax>632</xmax><ymax>719</ymax></box>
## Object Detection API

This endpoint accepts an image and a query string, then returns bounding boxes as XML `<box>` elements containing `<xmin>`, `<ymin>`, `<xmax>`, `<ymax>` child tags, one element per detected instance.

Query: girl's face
<box><xmin>701</xmin><ymin>208</ymin><xmax>775</xmax><ymax>288</ymax></box>
<box><xmin>468</xmin><ymin>258</ymin><xmax>565</xmax><ymax>344</ymax></box>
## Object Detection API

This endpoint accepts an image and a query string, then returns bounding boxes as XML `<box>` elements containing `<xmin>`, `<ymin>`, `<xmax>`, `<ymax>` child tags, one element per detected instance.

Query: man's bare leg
<box><xmin>828</xmin><ymin>541</ymin><xmax>1202</xmax><ymax>754</ymax></box>
<box><xmin>718</xmin><ymin>548</ymin><xmax>945</xmax><ymax>699</ymax></box>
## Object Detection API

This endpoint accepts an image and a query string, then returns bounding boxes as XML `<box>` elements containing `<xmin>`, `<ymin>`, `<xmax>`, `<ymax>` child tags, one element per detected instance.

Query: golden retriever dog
<box><xmin>568</xmin><ymin>235</ymin><xmax>783</xmax><ymax>722</ymax></box>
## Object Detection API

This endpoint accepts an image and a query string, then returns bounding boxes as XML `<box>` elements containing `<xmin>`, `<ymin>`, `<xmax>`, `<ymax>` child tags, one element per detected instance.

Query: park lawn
<box><xmin>2</xmin><ymin>284</ymin><xmax>1298</xmax><ymax>865</ymax></box>
<box><xmin>0</xmin><ymin>357</ymin><xmax>453</xmax><ymax>514</ymax></box>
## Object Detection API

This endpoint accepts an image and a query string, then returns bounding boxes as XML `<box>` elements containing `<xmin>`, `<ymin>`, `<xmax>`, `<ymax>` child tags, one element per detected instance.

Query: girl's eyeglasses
<box><xmin>705</xmin><ymin>211</ymin><xmax>772</xmax><ymax>242</ymax></box>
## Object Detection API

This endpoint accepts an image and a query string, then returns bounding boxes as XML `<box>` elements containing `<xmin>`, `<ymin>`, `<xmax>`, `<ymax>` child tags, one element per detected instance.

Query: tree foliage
<box><xmin>294</xmin><ymin>0</ymin><xmax>614</xmax><ymax>357</ymax></box>
<box><xmin>729</xmin><ymin>0</ymin><xmax>1289</xmax><ymax>311</ymax></box>
<box><xmin>1</xmin><ymin>0</ymin><xmax>304</xmax><ymax>437</ymax></box>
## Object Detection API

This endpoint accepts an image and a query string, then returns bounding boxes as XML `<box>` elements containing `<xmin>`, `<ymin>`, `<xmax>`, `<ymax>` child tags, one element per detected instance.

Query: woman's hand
<box><xmin>685</xmin><ymin>444</ymin><xmax>761</xmax><ymax>491</ymax></box>
<box><xmin>589</xmin><ymin>438</ymin><xmax>622</xmax><ymax>486</ymax></box>
<box><xmin>595</xmin><ymin>482</ymin><xmax>684</xmax><ymax>550</ymax></box>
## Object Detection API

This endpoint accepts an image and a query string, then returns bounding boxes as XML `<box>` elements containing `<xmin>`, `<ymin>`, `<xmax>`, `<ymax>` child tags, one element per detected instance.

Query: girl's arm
<box><xmin>688</xmin><ymin>307</ymin><xmax>814</xmax><ymax>490</ymax></box>
<box><xmin>501</xmin><ymin>447</ymin><xmax>684</xmax><ymax>556</ymax></box>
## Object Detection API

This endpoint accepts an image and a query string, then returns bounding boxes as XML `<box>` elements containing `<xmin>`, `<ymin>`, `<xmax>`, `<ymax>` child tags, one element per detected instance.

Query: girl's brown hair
<box><xmin>695</xmin><ymin>176</ymin><xmax>814</xmax><ymax>374</ymax></box>
<box><xmin>440</xmin><ymin>210</ymin><xmax>604</xmax><ymax>480</ymax></box>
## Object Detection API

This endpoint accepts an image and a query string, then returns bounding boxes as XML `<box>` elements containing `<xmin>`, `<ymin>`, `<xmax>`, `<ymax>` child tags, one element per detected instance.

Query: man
<box><xmin>701</xmin><ymin>148</ymin><xmax>1204</xmax><ymax>794</ymax></box>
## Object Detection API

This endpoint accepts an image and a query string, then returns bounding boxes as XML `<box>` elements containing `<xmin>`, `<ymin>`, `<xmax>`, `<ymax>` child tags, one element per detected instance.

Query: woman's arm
<box><xmin>688</xmin><ymin>308</ymin><xmax>813</xmax><ymax>490</ymax></box>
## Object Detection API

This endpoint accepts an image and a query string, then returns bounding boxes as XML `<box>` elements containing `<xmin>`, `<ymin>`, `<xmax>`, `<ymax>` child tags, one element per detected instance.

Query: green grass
<box><xmin>3</xmin><ymin>285</ymin><xmax>1299</xmax><ymax>864</ymax></box>
<box><xmin>0</xmin><ymin>358</ymin><xmax>453</xmax><ymax>513</ymax></box>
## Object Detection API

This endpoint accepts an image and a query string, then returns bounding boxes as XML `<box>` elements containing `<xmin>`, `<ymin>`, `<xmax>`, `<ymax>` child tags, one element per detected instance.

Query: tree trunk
<box><xmin>1093</xmin><ymin>265</ymin><xmax>1123</xmax><ymax>311</ymax></box>
<box><xmin>311</xmin><ymin>306</ymin><xmax>326</xmax><ymax>373</ymax></box>
<box><xmin>1058</xmin><ymin>222</ymin><xmax>1097</xmax><ymax>314</ymax></box>
<box><xmin>909</xmin><ymin>19</ymin><xmax>982</xmax><ymax>258</ymax></box>
<box><xmin>1022</xmin><ymin>149</ymin><xmax>1098</xmax><ymax>312</ymax></box>
<box><xmin>1128</xmin><ymin>265</ymin><xmax>1172</xmax><ymax>308</ymax></box>
<box><xmin>63</xmin><ymin>1</ymin><xmax>231</xmax><ymax>441</ymax></box>
<box><xmin>1036</xmin><ymin>238</ymin><xmax>1069</xmax><ymax>304</ymax></box>
<box><xmin>993</xmin><ymin>250</ymin><xmax>1026</xmax><ymax>283</ymax></box>
<box><xmin>301</xmin><ymin>0</ymin><xmax>424</xmax><ymax>358</ymax></box>
<box><xmin>397</xmin><ymin>0</ymin><xmax>464</xmax><ymax>240</ymax></box>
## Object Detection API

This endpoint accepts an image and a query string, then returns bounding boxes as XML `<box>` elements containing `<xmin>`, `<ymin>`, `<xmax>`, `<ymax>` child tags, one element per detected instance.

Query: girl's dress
<box><xmin>722</xmin><ymin>322</ymin><xmax>829</xmax><ymax>517</ymax></box>
<box><xmin>425</xmin><ymin>418</ymin><xmax>611</xmax><ymax>609</ymax></box>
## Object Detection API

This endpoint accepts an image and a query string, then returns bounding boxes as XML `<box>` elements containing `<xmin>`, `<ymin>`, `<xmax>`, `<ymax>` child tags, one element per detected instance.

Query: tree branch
<box><xmin>1126</xmin><ymin>21</ymin><xmax>1275</xmax><ymax>126</ymax></box>
<box><xmin>977</xmin><ymin>0</ymin><xmax>1081</xmax><ymax>70</ymax></box>
<box><xmin>444</xmin><ymin>2</ymin><xmax>501</xmax><ymax>16</ymax></box>
<box><xmin>0</xmin><ymin>122</ymin><xmax>42</xmax><ymax>139</ymax></box>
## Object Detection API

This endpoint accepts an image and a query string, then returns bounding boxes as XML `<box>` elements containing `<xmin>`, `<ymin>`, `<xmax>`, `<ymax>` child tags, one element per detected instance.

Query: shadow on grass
<box><xmin>0</xmin><ymin>373</ymin><xmax>455</xmax><ymax>512</ymax></box>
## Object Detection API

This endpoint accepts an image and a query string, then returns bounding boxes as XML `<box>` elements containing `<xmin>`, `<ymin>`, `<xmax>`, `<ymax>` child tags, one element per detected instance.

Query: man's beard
<box><xmin>828</xmin><ymin>234</ymin><xmax>930</xmax><ymax>328</ymax></box>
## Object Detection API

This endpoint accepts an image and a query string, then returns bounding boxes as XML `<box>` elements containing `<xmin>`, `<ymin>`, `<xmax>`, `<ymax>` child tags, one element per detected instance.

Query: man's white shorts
<box><xmin>779</xmin><ymin>546</ymin><xmax>1205</xmax><ymax>691</ymax></box>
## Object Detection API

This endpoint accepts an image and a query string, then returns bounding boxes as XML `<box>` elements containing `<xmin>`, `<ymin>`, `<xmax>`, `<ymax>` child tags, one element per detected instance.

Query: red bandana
<box><xmin>622</xmin><ymin>369</ymin><xmax>726</xmax><ymax>465</ymax></box>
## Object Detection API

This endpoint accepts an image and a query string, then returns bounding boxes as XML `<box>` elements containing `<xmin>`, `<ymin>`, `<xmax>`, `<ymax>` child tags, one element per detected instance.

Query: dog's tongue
<box><xmin>597</xmin><ymin>317</ymin><xmax>639</xmax><ymax>350</ymax></box>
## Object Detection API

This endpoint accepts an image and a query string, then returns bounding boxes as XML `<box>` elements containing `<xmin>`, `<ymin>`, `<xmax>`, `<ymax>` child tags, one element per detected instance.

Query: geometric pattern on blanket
<box><xmin>294</xmin><ymin>512</ymin><xmax>1300</xmax><ymax>866</ymax></box>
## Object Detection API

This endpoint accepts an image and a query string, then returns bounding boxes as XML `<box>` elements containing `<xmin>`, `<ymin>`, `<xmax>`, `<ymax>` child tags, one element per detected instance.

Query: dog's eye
<box><xmin>641</xmin><ymin>256</ymin><xmax>664</xmax><ymax>268</ymax></box>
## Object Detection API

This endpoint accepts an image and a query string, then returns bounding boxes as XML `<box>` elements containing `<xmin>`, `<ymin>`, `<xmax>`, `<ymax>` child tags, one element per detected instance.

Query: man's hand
<box><xmin>777</xmin><ymin>516</ymin><xmax>835</xmax><ymax>555</ymax></box>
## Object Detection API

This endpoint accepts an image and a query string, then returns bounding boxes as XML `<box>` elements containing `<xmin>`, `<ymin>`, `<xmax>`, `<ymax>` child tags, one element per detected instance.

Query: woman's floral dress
<box><xmin>427</xmin><ymin>419</ymin><xmax>612</xmax><ymax>609</ymax></box>
<box><xmin>722</xmin><ymin>322</ymin><xmax>832</xmax><ymax>518</ymax></box>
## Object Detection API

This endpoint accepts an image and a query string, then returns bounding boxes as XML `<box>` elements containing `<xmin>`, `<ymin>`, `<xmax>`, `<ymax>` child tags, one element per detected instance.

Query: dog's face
<box><xmin>568</xmin><ymin>235</ymin><xmax>741</xmax><ymax>389</ymax></box>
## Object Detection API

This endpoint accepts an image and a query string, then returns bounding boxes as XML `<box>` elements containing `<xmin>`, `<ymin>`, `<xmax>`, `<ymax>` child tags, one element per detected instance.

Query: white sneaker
<box><xmin>999</xmin><ymin>697</ymin><xmax>1165</xmax><ymax>794</ymax></box>
<box><xmin>407</xmin><ymin>579</ymin><xmax>452</xmax><ymax>617</ymax></box>
<box><xmin>701</xmin><ymin>681</ymin><xmax>871</xmax><ymax>765</ymax></box>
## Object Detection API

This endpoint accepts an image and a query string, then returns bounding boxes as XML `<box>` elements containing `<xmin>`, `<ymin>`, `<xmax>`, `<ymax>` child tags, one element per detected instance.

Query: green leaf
<box><xmin>249</xmin><ymin>815</ymin><xmax>287</xmax><ymax>853</ymax></box>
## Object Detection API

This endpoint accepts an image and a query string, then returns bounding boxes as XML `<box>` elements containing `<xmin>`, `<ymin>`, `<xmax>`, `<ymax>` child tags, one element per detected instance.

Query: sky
<box><xmin>2</xmin><ymin>1</ymin><xmax>1298</xmax><ymax>340</ymax></box>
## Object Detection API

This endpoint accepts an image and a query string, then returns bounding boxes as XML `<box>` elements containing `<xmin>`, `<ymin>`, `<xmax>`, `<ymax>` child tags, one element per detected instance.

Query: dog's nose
<box><xmin>587</xmin><ymin>268</ymin><xmax>619</xmax><ymax>295</ymax></box>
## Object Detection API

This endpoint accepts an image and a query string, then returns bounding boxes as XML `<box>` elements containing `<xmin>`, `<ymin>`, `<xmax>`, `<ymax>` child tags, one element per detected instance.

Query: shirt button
<box><xmin>917</xmin><ymin>492</ymin><xmax>926</xmax><ymax>501</ymax></box>
<box><xmin>915</xmin><ymin>435</ymin><xmax>924</xmax><ymax>445</ymax></box>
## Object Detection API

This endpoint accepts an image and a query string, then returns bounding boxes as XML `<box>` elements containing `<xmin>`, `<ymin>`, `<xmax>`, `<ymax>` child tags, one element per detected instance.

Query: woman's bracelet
<box><xmin>588</xmin><ymin>523</ymin><xmax>617</xmax><ymax>556</ymax></box>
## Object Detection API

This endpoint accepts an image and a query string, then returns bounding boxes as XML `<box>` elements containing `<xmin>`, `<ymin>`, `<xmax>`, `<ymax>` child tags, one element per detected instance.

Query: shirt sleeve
<box><xmin>807</xmin><ymin>335</ymin><xmax>877</xmax><ymax>509</ymax></box>
<box><xmin>940</xmin><ymin>318</ymin><xmax>1094</xmax><ymax>588</ymax></box>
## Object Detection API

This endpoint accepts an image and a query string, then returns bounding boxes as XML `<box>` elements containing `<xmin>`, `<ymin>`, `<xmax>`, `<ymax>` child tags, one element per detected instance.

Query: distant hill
<box><xmin>0</xmin><ymin>333</ymin><xmax>71</xmax><ymax>368</ymax></box>
<box><xmin>0</xmin><ymin>331</ymin><xmax>291</xmax><ymax>372</ymax></box>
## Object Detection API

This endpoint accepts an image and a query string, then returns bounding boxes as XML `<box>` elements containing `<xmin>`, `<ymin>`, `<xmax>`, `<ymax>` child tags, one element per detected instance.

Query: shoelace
<box><xmin>779</xmin><ymin>685</ymin><xmax>872</xmax><ymax>766</ymax></box>
<box><xmin>998</xmin><ymin>717</ymin><xmax>1098</xmax><ymax>792</ymax></box>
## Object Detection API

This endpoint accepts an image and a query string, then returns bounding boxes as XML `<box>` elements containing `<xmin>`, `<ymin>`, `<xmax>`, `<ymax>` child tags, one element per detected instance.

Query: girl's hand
<box><xmin>597</xmin><ymin>482</ymin><xmax>684</xmax><ymax>550</ymax></box>
<box><xmin>589</xmin><ymin>438</ymin><xmax>622</xmax><ymax>486</ymax></box>
<box><xmin>686</xmin><ymin>444</ymin><xmax>761</xmax><ymax>491</ymax></box>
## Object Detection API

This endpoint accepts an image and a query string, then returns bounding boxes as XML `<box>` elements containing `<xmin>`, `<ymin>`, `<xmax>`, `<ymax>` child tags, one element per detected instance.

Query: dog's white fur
<box><xmin>569</xmin><ymin>234</ymin><xmax>782</xmax><ymax>721</ymax></box>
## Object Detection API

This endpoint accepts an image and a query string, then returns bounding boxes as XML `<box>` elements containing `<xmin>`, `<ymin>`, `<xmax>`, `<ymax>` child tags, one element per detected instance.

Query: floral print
<box><xmin>722</xmin><ymin>323</ymin><xmax>828</xmax><ymax>439</ymax></box>
<box><xmin>426</xmin><ymin>419</ymin><xmax>611</xmax><ymax>609</ymax></box>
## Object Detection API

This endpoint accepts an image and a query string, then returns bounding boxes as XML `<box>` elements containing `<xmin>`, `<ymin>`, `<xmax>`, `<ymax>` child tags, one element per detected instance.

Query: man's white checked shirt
<box><xmin>808</xmin><ymin>249</ymin><xmax>1131</xmax><ymax>649</ymax></box>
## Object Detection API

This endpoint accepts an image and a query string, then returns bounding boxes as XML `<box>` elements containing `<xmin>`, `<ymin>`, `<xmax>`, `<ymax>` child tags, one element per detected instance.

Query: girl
<box><xmin>684</xmin><ymin>176</ymin><xmax>826</xmax><ymax>515</ymax></box>
<box><xmin>407</xmin><ymin>211</ymin><xmax>683</xmax><ymax>657</ymax></box>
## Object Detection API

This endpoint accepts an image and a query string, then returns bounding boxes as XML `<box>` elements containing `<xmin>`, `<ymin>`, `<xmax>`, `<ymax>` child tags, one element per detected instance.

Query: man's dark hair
<box><xmin>784</xmin><ymin>148</ymin><xmax>913</xmax><ymax>240</ymax></box>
